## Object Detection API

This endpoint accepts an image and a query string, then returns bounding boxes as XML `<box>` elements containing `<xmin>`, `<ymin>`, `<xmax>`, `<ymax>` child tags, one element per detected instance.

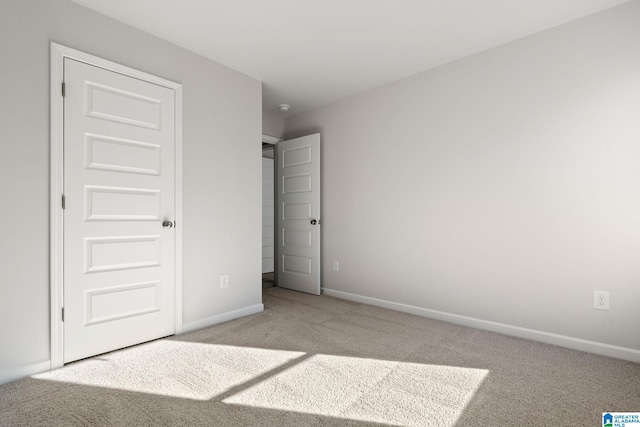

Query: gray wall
<box><xmin>262</xmin><ymin>112</ymin><xmax>285</xmax><ymax>139</ymax></box>
<box><xmin>286</xmin><ymin>1</ymin><xmax>640</xmax><ymax>351</ymax></box>
<box><xmin>0</xmin><ymin>0</ymin><xmax>262</xmax><ymax>376</ymax></box>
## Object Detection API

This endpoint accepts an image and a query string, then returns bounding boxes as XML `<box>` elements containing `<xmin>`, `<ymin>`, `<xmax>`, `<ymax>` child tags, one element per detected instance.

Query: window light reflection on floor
<box><xmin>33</xmin><ymin>340</ymin><xmax>488</xmax><ymax>426</ymax></box>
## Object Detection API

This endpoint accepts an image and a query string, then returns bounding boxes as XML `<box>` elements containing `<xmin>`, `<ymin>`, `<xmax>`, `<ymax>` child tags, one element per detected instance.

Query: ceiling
<box><xmin>70</xmin><ymin>0</ymin><xmax>631</xmax><ymax>117</ymax></box>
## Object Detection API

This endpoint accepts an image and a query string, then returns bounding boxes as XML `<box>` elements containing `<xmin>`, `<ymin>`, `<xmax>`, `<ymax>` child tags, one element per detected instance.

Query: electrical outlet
<box><xmin>593</xmin><ymin>291</ymin><xmax>610</xmax><ymax>311</ymax></box>
<box><xmin>332</xmin><ymin>261</ymin><xmax>340</xmax><ymax>272</ymax></box>
<box><xmin>220</xmin><ymin>274</ymin><xmax>229</xmax><ymax>289</ymax></box>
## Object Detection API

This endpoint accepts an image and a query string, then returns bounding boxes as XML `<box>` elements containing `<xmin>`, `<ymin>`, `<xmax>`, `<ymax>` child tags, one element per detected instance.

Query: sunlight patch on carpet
<box><xmin>222</xmin><ymin>354</ymin><xmax>489</xmax><ymax>427</ymax></box>
<box><xmin>33</xmin><ymin>340</ymin><xmax>306</xmax><ymax>400</ymax></box>
<box><xmin>33</xmin><ymin>340</ymin><xmax>488</xmax><ymax>426</ymax></box>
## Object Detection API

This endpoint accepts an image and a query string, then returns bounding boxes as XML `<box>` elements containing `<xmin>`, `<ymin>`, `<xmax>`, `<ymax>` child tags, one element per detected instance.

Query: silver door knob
<box><xmin>162</xmin><ymin>220</ymin><xmax>174</xmax><ymax>229</ymax></box>
<box><xmin>310</xmin><ymin>219</ymin><xmax>317</xmax><ymax>225</ymax></box>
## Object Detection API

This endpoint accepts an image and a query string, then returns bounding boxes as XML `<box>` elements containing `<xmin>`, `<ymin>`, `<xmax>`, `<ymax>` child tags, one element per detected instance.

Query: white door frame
<box><xmin>49</xmin><ymin>43</ymin><xmax>183</xmax><ymax>369</ymax></box>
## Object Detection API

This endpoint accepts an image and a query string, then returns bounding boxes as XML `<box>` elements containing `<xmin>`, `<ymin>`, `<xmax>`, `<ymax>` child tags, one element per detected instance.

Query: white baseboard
<box><xmin>322</xmin><ymin>288</ymin><xmax>640</xmax><ymax>364</ymax></box>
<box><xmin>182</xmin><ymin>303</ymin><xmax>264</xmax><ymax>334</ymax></box>
<box><xmin>0</xmin><ymin>359</ymin><xmax>51</xmax><ymax>385</ymax></box>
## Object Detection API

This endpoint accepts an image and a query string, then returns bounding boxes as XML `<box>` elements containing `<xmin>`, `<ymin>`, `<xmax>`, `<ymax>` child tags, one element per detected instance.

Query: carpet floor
<box><xmin>1</xmin><ymin>287</ymin><xmax>639</xmax><ymax>426</ymax></box>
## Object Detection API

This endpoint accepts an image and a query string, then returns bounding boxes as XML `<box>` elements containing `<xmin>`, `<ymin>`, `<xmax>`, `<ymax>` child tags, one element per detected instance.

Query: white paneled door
<box><xmin>276</xmin><ymin>134</ymin><xmax>321</xmax><ymax>295</ymax></box>
<box><xmin>63</xmin><ymin>58</ymin><xmax>176</xmax><ymax>363</ymax></box>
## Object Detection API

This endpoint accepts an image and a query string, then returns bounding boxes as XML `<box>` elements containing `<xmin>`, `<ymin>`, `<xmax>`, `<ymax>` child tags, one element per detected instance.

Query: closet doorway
<box><xmin>262</xmin><ymin>136</ymin><xmax>278</xmax><ymax>288</ymax></box>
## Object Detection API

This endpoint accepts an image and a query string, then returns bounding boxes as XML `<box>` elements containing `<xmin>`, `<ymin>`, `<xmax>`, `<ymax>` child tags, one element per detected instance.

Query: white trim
<box><xmin>50</xmin><ymin>42</ymin><xmax>184</xmax><ymax>369</ymax></box>
<box><xmin>182</xmin><ymin>304</ymin><xmax>264</xmax><ymax>333</ymax></box>
<box><xmin>50</xmin><ymin>43</ymin><xmax>65</xmax><ymax>370</ymax></box>
<box><xmin>322</xmin><ymin>288</ymin><xmax>640</xmax><ymax>363</ymax></box>
<box><xmin>262</xmin><ymin>134</ymin><xmax>282</xmax><ymax>144</ymax></box>
<box><xmin>0</xmin><ymin>359</ymin><xmax>51</xmax><ymax>385</ymax></box>
<box><xmin>174</xmin><ymin>87</ymin><xmax>184</xmax><ymax>335</ymax></box>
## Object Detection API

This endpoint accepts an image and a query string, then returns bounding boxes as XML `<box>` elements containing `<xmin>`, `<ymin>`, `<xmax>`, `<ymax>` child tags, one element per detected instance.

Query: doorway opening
<box><xmin>262</xmin><ymin>136</ymin><xmax>279</xmax><ymax>289</ymax></box>
<box><xmin>261</xmin><ymin>133</ymin><xmax>322</xmax><ymax>295</ymax></box>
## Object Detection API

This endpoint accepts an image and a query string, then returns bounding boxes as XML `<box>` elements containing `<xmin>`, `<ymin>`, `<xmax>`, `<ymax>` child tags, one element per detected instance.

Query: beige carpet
<box><xmin>1</xmin><ymin>287</ymin><xmax>639</xmax><ymax>426</ymax></box>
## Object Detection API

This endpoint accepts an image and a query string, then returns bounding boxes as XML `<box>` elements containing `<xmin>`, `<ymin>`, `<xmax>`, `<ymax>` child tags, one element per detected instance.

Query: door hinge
<box><xmin>61</xmin><ymin>308</ymin><xmax>65</xmax><ymax>322</ymax></box>
<box><xmin>61</xmin><ymin>82</ymin><xmax>65</xmax><ymax>97</ymax></box>
<box><xmin>61</xmin><ymin>194</ymin><xmax>66</xmax><ymax>210</ymax></box>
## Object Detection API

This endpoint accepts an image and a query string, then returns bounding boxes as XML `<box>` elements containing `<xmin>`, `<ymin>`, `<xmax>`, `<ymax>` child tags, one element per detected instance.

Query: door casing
<box><xmin>50</xmin><ymin>43</ymin><xmax>183</xmax><ymax>369</ymax></box>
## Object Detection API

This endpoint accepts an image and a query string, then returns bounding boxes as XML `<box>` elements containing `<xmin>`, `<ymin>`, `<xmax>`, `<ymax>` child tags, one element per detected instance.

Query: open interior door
<box><xmin>275</xmin><ymin>134</ymin><xmax>321</xmax><ymax>295</ymax></box>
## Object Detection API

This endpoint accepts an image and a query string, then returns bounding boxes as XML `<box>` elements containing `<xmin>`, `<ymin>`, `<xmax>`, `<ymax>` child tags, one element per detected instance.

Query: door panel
<box><xmin>85</xmin><ymin>81</ymin><xmax>162</xmax><ymax>129</ymax></box>
<box><xmin>85</xmin><ymin>134</ymin><xmax>161</xmax><ymax>175</ymax></box>
<box><xmin>84</xmin><ymin>281</ymin><xmax>160</xmax><ymax>326</ymax></box>
<box><xmin>276</xmin><ymin>134</ymin><xmax>321</xmax><ymax>295</ymax></box>
<box><xmin>85</xmin><ymin>186</ymin><xmax>161</xmax><ymax>221</ymax></box>
<box><xmin>64</xmin><ymin>58</ymin><xmax>176</xmax><ymax>363</ymax></box>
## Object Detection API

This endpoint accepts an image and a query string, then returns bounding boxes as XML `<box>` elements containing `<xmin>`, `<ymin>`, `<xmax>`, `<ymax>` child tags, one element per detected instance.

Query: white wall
<box><xmin>263</xmin><ymin>112</ymin><xmax>285</xmax><ymax>139</ymax></box>
<box><xmin>0</xmin><ymin>0</ymin><xmax>262</xmax><ymax>382</ymax></box>
<box><xmin>285</xmin><ymin>1</ymin><xmax>640</xmax><ymax>354</ymax></box>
